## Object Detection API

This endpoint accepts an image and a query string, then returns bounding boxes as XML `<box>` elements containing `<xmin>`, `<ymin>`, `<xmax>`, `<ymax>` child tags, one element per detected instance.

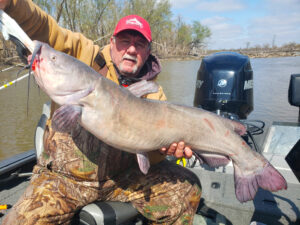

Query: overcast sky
<box><xmin>169</xmin><ymin>0</ymin><xmax>300</xmax><ymax>50</ymax></box>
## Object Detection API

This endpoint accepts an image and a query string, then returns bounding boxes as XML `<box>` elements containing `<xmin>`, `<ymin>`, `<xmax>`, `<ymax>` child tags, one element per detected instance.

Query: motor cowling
<box><xmin>193</xmin><ymin>52</ymin><xmax>253</xmax><ymax>119</ymax></box>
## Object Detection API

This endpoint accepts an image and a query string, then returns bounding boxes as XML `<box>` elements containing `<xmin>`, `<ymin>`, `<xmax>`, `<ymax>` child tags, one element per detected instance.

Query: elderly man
<box><xmin>1</xmin><ymin>0</ymin><xmax>201</xmax><ymax>224</ymax></box>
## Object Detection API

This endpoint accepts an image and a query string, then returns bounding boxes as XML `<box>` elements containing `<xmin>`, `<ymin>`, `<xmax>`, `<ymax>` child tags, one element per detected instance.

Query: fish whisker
<box><xmin>15</xmin><ymin>65</ymin><xmax>28</xmax><ymax>87</ymax></box>
<box><xmin>26</xmin><ymin>42</ymin><xmax>42</xmax><ymax>116</ymax></box>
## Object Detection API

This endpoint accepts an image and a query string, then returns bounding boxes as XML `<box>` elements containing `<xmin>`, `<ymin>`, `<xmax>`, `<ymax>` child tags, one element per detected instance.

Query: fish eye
<box><xmin>51</xmin><ymin>55</ymin><xmax>56</xmax><ymax>61</ymax></box>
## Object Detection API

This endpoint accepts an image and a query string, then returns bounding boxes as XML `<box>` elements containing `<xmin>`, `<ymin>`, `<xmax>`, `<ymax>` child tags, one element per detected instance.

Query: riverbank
<box><xmin>236</xmin><ymin>49</ymin><xmax>300</xmax><ymax>58</ymax></box>
<box><xmin>159</xmin><ymin>49</ymin><xmax>300</xmax><ymax>61</ymax></box>
<box><xmin>1</xmin><ymin>47</ymin><xmax>300</xmax><ymax>67</ymax></box>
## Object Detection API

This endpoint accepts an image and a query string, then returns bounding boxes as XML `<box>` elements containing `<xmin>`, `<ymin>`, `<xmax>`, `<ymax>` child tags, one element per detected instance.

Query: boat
<box><xmin>1</xmin><ymin>52</ymin><xmax>300</xmax><ymax>225</ymax></box>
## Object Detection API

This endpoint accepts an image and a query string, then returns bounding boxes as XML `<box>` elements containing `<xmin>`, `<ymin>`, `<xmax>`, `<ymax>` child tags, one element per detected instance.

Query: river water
<box><xmin>0</xmin><ymin>56</ymin><xmax>299</xmax><ymax>160</ymax></box>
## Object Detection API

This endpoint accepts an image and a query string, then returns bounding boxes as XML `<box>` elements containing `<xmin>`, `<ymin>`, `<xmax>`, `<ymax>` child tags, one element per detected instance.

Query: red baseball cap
<box><xmin>113</xmin><ymin>15</ymin><xmax>152</xmax><ymax>42</ymax></box>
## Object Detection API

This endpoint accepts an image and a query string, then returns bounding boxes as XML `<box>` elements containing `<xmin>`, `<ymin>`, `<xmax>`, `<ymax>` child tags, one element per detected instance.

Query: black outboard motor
<box><xmin>288</xmin><ymin>74</ymin><xmax>300</xmax><ymax>122</ymax></box>
<box><xmin>194</xmin><ymin>52</ymin><xmax>253</xmax><ymax>120</ymax></box>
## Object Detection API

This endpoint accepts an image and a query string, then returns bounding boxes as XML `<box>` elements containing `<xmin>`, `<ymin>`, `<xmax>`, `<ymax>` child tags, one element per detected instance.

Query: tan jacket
<box><xmin>5</xmin><ymin>0</ymin><xmax>166</xmax><ymax>164</ymax></box>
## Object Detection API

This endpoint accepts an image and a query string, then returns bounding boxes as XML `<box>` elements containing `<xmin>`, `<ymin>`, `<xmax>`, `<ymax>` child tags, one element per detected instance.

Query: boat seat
<box><xmin>77</xmin><ymin>201</ymin><xmax>140</xmax><ymax>225</ymax></box>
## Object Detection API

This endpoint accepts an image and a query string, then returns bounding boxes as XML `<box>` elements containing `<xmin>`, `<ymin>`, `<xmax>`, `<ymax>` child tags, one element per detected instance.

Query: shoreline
<box><xmin>1</xmin><ymin>50</ymin><xmax>299</xmax><ymax>68</ymax></box>
<box><xmin>159</xmin><ymin>49</ymin><xmax>300</xmax><ymax>61</ymax></box>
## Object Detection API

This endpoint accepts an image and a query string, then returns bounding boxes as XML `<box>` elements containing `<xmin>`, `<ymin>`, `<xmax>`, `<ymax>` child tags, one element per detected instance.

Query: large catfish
<box><xmin>28</xmin><ymin>41</ymin><xmax>287</xmax><ymax>203</ymax></box>
<box><xmin>0</xmin><ymin>10</ymin><xmax>287</xmax><ymax>202</ymax></box>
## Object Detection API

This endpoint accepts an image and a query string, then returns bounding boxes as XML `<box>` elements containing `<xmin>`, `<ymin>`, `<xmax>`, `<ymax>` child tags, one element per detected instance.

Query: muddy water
<box><xmin>0</xmin><ymin>66</ymin><xmax>49</xmax><ymax>160</ymax></box>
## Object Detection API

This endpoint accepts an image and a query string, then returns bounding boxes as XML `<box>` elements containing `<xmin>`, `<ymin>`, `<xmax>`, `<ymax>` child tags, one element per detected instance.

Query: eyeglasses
<box><xmin>115</xmin><ymin>36</ymin><xmax>150</xmax><ymax>51</ymax></box>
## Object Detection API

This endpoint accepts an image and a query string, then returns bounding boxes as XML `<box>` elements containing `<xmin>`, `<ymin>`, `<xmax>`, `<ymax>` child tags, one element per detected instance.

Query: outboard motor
<box><xmin>288</xmin><ymin>74</ymin><xmax>300</xmax><ymax>122</ymax></box>
<box><xmin>193</xmin><ymin>52</ymin><xmax>265</xmax><ymax>154</ymax></box>
<box><xmin>194</xmin><ymin>52</ymin><xmax>253</xmax><ymax>120</ymax></box>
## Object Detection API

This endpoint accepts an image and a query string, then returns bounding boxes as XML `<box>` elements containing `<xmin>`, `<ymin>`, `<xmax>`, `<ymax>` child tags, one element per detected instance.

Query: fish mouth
<box><xmin>53</xmin><ymin>86</ymin><xmax>95</xmax><ymax>105</ymax></box>
<box><xmin>28</xmin><ymin>42</ymin><xmax>42</xmax><ymax>71</ymax></box>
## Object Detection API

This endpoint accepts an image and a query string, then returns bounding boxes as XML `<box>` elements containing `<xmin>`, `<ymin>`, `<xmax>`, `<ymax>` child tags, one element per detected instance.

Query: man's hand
<box><xmin>160</xmin><ymin>141</ymin><xmax>193</xmax><ymax>159</ymax></box>
<box><xmin>0</xmin><ymin>0</ymin><xmax>10</xmax><ymax>10</ymax></box>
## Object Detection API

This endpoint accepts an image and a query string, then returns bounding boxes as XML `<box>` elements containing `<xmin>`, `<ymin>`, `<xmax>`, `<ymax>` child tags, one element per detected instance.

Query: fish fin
<box><xmin>234</xmin><ymin>162</ymin><xmax>287</xmax><ymax>203</ymax></box>
<box><xmin>52</xmin><ymin>105</ymin><xmax>82</xmax><ymax>132</ymax></box>
<box><xmin>195</xmin><ymin>153</ymin><xmax>230</xmax><ymax>167</ymax></box>
<box><xmin>127</xmin><ymin>80</ymin><xmax>159</xmax><ymax>97</ymax></box>
<box><xmin>136</xmin><ymin>152</ymin><xmax>150</xmax><ymax>175</ymax></box>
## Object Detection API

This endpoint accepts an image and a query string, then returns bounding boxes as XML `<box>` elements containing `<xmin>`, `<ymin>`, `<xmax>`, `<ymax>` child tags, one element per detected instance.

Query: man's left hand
<box><xmin>160</xmin><ymin>141</ymin><xmax>193</xmax><ymax>159</ymax></box>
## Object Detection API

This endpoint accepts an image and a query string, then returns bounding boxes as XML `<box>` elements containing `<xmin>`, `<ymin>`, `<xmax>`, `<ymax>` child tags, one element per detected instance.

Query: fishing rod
<box><xmin>0</xmin><ymin>72</ymin><xmax>30</xmax><ymax>91</ymax></box>
<box><xmin>0</xmin><ymin>63</ymin><xmax>24</xmax><ymax>73</ymax></box>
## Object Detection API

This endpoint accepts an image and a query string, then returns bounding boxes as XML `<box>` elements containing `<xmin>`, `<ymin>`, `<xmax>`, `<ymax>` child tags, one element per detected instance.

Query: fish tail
<box><xmin>233</xmin><ymin>162</ymin><xmax>287</xmax><ymax>203</ymax></box>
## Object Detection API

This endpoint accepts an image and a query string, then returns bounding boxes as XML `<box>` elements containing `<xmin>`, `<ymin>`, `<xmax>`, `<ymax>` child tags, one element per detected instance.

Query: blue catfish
<box><xmin>28</xmin><ymin>41</ymin><xmax>287</xmax><ymax>203</ymax></box>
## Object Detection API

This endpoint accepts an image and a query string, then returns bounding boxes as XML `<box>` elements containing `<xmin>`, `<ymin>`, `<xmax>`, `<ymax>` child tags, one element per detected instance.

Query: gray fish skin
<box><xmin>30</xmin><ymin>41</ymin><xmax>287</xmax><ymax>203</ymax></box>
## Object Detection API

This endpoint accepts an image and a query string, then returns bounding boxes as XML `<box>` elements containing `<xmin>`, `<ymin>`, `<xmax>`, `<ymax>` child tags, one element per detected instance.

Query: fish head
<box><xmin>28</xmin><ymin>41</ymin><xmax>98</xmax><ymax>105</ymax></box>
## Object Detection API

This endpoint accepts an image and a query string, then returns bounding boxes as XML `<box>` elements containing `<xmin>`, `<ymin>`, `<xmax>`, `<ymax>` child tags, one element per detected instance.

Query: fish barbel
<box><xmin>27</xmin><ymin>41</ymin><xmax>287</xmax><ymax>203</ymax></box>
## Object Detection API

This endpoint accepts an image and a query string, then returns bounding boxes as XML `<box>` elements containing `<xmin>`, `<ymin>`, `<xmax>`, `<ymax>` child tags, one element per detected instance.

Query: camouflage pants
<box><xmin>2</xmin><ymin>160</ymin><xmax>201</xmax><ymax>225</ymax></box>
<box><xmin>3</xmin><ymin>122</ymin><xmax>201</xmax><ymax>224</ymax></box>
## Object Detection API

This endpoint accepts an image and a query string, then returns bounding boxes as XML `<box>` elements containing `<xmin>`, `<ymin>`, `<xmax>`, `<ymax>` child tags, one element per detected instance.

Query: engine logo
<box><xmin>196</xmin><ymin>80</ymin><xmax>204</xmax><ymax>89</ymax></box>
<box><xmin>217</xmin><ymin>79</ymin><xmax>227</xmax><ymax>88</ymax></box>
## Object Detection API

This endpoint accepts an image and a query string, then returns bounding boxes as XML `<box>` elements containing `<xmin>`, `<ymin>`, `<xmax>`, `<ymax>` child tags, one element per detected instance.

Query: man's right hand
<box><xmin>160</xmin><ymin>141</ymin><xmax>193</xmax><ymax>159</ymax></box>
<box><xmin>0</xmin><ymin>0</ymin><xmax>10</xmax><ymax>10</ymax></box>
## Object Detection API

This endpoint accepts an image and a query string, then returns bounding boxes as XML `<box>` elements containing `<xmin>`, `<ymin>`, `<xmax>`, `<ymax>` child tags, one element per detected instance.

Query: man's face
<box><xmin>110</xmin><ymin>30</ymin><xmax>150</xmax><ymax>77</ymax></box>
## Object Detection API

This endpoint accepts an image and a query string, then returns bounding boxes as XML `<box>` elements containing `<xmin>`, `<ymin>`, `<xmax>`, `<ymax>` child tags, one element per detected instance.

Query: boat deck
<box><xmin>0</xmin><ymin>177</ymin><xmax>30</xmax><ymax>222</ymax></box>
<box><xmin>1</xmin><ymin>166</ymin><xmax>300</xmax><ymax>225</ymax></box>
<box><xmin>0</xmin><ymin>169</ymin><xmax>217</xmax><ymax>225</ymax></box>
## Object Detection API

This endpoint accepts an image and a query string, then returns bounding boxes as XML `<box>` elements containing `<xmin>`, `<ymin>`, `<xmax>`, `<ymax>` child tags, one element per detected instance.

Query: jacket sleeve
<box><xmin>5</xmin><ymin>0</ymin><xmax>99</xmax><ymax>66</ymax></box>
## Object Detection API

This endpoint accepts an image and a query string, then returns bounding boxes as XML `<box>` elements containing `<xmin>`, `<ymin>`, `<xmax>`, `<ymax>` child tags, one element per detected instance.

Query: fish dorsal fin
<box><xmin>136</xmin><ymin>152</ymin><xmax>150</xmax><ymax>175</ymax></box>
<box><xmin>52</xmin><ymin>105</ymin><xmax>82</xmax><ymax>132</ymax></box>
<box><xmin>127</xmin><ymin>80</ymin><xmax>159</xmax><ymax>97</ymax></box>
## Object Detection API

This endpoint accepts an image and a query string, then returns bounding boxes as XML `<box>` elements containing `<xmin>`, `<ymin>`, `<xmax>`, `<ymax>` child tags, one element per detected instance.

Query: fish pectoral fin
<box><xmin>52</xmin><ymin>104</ymin><xmax>82</xmax><ymax>132</ymax></box>
<box><xmin>233</xmin><ymin>162</ymin><xmax>287</xmax><ymax>203</ymax></box>
<box><xmin>136</xmin><ymin>152</ymin><xmax>150</xmax><ymax>175</ymax></box>
<box><xmin>127</xmin><ymin>80</ymin><xmax>159</xmax><ymax>97</ymax></box>
<box><xmin>194</xmin><ymin>152</ymin><xmax>230</xmax><ymax>167</ymax></box>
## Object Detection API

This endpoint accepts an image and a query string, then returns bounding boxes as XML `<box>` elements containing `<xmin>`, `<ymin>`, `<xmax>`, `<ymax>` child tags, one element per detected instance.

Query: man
<box><xmin>1</xmin><ymin>0</ymin><xmax>201</xmax><ymax>224</ymax></box>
